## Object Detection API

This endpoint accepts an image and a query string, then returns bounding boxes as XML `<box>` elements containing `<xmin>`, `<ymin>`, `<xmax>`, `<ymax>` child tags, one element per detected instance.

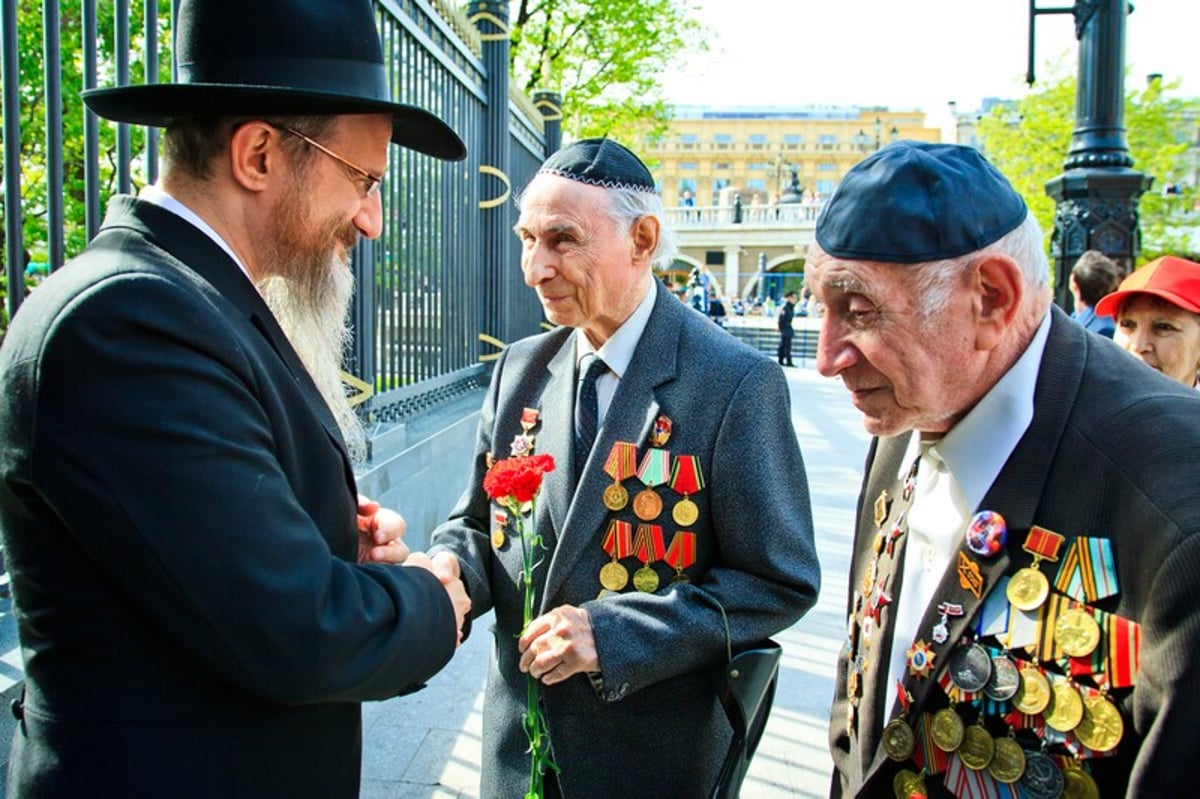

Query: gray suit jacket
<box><xmin>430</xmin><ymin>279</ymin><xmax>820</xmax><ymax>798</ymax></box>
<box><xmin>830</xmin><ymin>307</ymin><xmax>1200</xmax><ymax>797</ymax></box>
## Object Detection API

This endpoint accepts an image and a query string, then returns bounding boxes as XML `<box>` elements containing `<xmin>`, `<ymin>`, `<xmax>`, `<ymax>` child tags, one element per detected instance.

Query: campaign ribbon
<box><xmin>664</xmin><ymin>531</ymin><xmax>696</xmax><ymax>571</ymax></box>
<box><xmin>603</xmin><ymin>442</ymin><xmax>638</xmax><ymax>482</ymax></box>
<box><xmin>912</xmin><ymin>712</ymin><xmax>949</xmax><ymax>776</ymax></box>
<box><xmin>636</xmin><ymin>449</ymin><xmax>671</xmax><ymax>488</ymax></box>
<box><xmin>1054</xmin><ymin>536</ymin><xmax>1119</xmax><ymax>603</ymax></box>
<box><xmin>1035</xmin><ymin>592</ymin><xmax>1071</xmax><ymax>662</ymax></box>
<box><xmin>669</xmin><ymin>455</ymin><xmax>705</xmax><ymax>496</ymax></box>
<box><xmin>602</xmin><ymin>519</ymin><xmax>633</xmax><ymax>559</ymax></box>
<box><xmin>1024</xmin><ymin>525</ymin><xmax>1065</xmax><ymax>563</ymax></box>
<box><xmin>633</xmin><ymin>523</ymin><xmax>666</xmax><ymax>565</ymax></box>
<box><xmin>1106</xmin><ymin>612</ymin><xmax>1141</xmax><ymax>689</ymax></box>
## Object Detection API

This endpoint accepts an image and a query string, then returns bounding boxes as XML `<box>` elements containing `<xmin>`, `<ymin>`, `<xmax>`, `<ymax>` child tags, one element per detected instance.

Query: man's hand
<box><xmin>408</xmin><ymin>551</ymin><xmax>470</xmax><ymax>646</ymax></box>
<box><xmin>356</xmin><ymin>494</ymin><xmax>410</xmax><ymax>564</ymax></box>
<box><xmin>518</xmin><ymin>605</ymin><xmax>599</xmax><ymax>684</ymax></box>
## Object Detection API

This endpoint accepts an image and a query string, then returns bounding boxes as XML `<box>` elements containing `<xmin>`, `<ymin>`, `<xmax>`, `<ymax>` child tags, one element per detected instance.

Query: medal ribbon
<box><xmin>1023</xmin><ymin>525</ymin><xmax>1065</xmax><ymax>562</ymax></box>
<box><xmin>602</xmin><ymin>519</ymin><xmax>633</xmax><ymax>559</ymax></box>
<box><xmin>603</xmin><ymin>442</ymin><xmax>638</xmax><ymax>482</ymax></box>
<box><xmin>664</xmin><ymin>531</ymin><xmax>696</xmax><ymax>570</ymax></box>
<box><xmin>1053</xmin><ymin>536</ymin><xmax>1119</xmax><ymax>603</ymax></box>
<box><xmin>520</xmin><ymin>407</ymin><xmax>540</xmax><ymax>431</ymax></box>
<box><xmin>938</xmin><ymin>669</ymin><xmax>979</xmax><ymax>703</ymax></box>
<box><xmin>1106</xmin><ymin>612</ymin><xmax>1141</xmax><ymax>689</ymax></box>
<box><xmin>632</xmin><ymin>524</ymin><xmax>666</xmax><ymax>565</ymax></box>
<box><xmin>1068</xmin><ymin>606</ymin><xmax>1108</xmax><ymax>680</ymax></box>
<box><xmin>636</xmin><ymin>449</ymin><xmax>671</xmax><ymax>488</ymax></box>
<box><xmin>668</xmin><ymin>455</ymin><xmax>705</xmax><ymax>496</ymax></box>
<box><xmin>912</xmin><ymin>713</ymin><xmax>949</xmax><ymax>776</ymax></box>
<box><xmin>1035</xmin><ymin>592</ymin><xmax>1071</xmax><ymax>662</ymax></box>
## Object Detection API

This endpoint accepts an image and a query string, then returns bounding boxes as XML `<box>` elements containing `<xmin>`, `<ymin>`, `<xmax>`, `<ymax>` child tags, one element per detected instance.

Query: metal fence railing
<box><xmin>2</xmin><ymin>0</ymin><xmax>559</xmax><ymax>427</ymax></box>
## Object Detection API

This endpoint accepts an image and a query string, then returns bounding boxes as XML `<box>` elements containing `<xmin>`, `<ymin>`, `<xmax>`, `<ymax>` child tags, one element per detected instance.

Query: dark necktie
<box><xmin>574</xmin><ymin>354</ymin><xmax>608</xmax><ymax>475</ymax></box>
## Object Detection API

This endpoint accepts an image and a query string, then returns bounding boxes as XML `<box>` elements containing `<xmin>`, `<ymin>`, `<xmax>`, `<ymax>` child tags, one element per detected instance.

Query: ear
<box><xmin>227</xmin><ymin>121</ymin><xmax>280</xmax><ymax>194</ymax></box>
<box><xmin>629</xmin><ymin>215</ymin><xmax>660</xmax><ymax>266</ymax></box>
<box><xmin>973</xmin><ymin>254</ymin><xmax>1024</xmax><ymax>351</ymax></box>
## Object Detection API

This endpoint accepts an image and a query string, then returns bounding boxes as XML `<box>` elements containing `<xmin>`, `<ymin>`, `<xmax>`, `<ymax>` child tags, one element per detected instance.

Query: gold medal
<box><xmin>633</xmin><ymin>565</ymin><xmax>659</xmax><ymax>593</ymax></box>
<box><xmin>957</xmin><ymin>724</ymin><xmax>995</xmax><ymax>770</ymax></box>
<box><xmin>599</xmin><ymin>561</ymin><xmax>629</xmax><ymax>592</ymax></box>
<box><xmin>881</xmin><ymin>718</ymin><xmax>915</xmax><ymax>762</ymax></box>
<box><xmin>491</xmin><ymin>528</ymin><xmax>506</xmax><ymax>548</ymax></box>
<box><xmin>1006</xmin><ymin>567</ymin><xmax>1049</xmax><ymax>610</ymax></box>
<box><xmin>1055</xmin><ymin>607</ymin><xmax>1102</xmax><ymax>657</ymax></box>
<box><xmin>672</xmin><ymin>496</ymin><xmax>699</xmax><ymax>526</ymax></box>
<box><xmin>1013</xmin><ymin>665</ymin><xmax>1052</xmax><ymax>715</ymax></box>
<box><xmin>632</xmin><ymin>488</ymin><xmax>663</xmax><ymax>521</ymax></box>
<box><xmin>892</xmin><ymin>769</ymin><xmax>927</xmax><ymax>799</ymax></box>
<box><xmin>930</xmin><ymin>707</ymin><xmax>965</xmax><ymax>752</ymax></box>
<box><xmin>1044</xmin><ymin>681</ymin><xmax>1085</xmax><ymax>732</ymax></box>
<box><xmin>874</xmin><ymin>489</ymin><xmax>890</xmax><ymax>528</ymax></box>
<box><xmin>603</xmin><ymin>482</ymin><xmax>629</xmax><ymax>511</ymax></box>
<box><xmin>988</xmin><ymin>736</ymin><xmax>1026</xmax><ymax>784</ymax></box>
<box><xmin>1061</xmin><ymin>762</ymin><xmax>1101</xmax><ymax>799</ymax></box>
<box><xmin>1073</xmin><ymin>695</ymin><xmax>1124</xmax><ymax>753</ymax></box>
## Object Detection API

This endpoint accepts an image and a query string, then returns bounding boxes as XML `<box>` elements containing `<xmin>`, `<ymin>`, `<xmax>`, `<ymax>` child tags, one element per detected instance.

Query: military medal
<box><xmin>948</xmin><ymin>641</ymin><xmax>992</xmax><ymax>693</ymax></box>
<box><xmin>1019</xmin><ymin>750</ymin><xmax>1065</xmax><ymax>799</ymax></box>
<box><xmin>931</xmin><ymin>601</ymin><xmax>964</xmax><ymax>645</ymax></box>
<box><xmin>988</xmin><ymin>735</ymin><xmax>1026</xmax><ymax>783</ymax></box>
<box><xmin>492</xmin><ymin>509</ymin><xmax>508</xmax><ymax>548</ymax></box>
<box><xmin>966</xmin><ymin>509</ymin><xmax>1007</xmax><ymax>558</ymax></box>
<box><xmin>956</xmin><ymin>551</ymin><xmax>984</xmax><ymax>599</ymax></box>
<box><xmin>957</xmin><ymin>723</ymin><xmax>995</xmax><ymax>770</ymax></box>
<box><xmin>883</xmin><ymin>682</ymin><xmax>916</xmax><ymax>762</ymax></box>
<box><xmin>906</xmin><ymin>639</ymin><xmax>936</xmax><ymax>679</ymax></box>
<box><xmin>599</xmin><ymin>519</ymin><xmax>633</xmax><ymax>591</ymax></box>
<box><xmin>668</xmin><ymin>454</ymin><xmax>704</xmax><ymax>526</ymax></box>
<box><xmin>649</xmin><ymin>414</ymin><xmax>672</xmax><ymax>447</ymax></box>
<box><xmin>892</xmin><ymin>769</ymin><xmax>927</xmax><ymax>799</ymax></box>
<box><xmin>1054</xmin><ymin>536</ymin><xmax>1119</xmax><ymax>604</ymax></box>
<box><xmin>633</xmin><ymin>449</ymin><xmax>670</xmax><ymax>521</ymax></box>
<box><xmin>664</xmin><ymin>530</ymin><xmax>696</xmax><ymax>584</ymax></box>
<box><xmin>632</xmin><ymin>523</ymin><xmax>665</xmax><ymax>592</ymax></box>
<box><xmin>874</xmin><ymin>489</ymin><xmax>890</xmax><ymax>528</ymax></box>
<box><xmin>930</xmin><ymin>706</ymin><xmax>965</xmax><ymax>752</ymax></box>
<box><xmin>1061</xmin><ymin>761</ymin><xmax>1101</xmax><ymax>799</ymax></box>
<box><xmin>1055</xmin><ymin>606</ymin><xmax>1102</xmax><ymax>657</ymax></box>
<box><xmin>602</xmin><ymin>442</ymin><xmax>637</xmax><ymax>511</ymax></box>
<box><xmin>983</xmin><ymin>654</ymin><xmax>1021</xmax><ymax>701</ymax></box>
<box><xmin>1073</xmin><ymin>694</ymin><xmax>1123</xmax><ymax>753</ymax></box>
<box><xmin>1012</xmin><ymin>664</ymin><xmax>1052</xmax><ymax>715</ymax></box>
<box><xmin>1006</xmin><ymin>525</ymin><xmax>1065</xmax><ymax>611</ymax></box>
<box><xmin>1043</xmin><ymin>679</ymin><xmax>1084</xmax><ymax>732</ymax></box>
<box><xmin>511</xmin><ymin>407</ymin><xmax>540</xmax><ymax>456</ymax></box>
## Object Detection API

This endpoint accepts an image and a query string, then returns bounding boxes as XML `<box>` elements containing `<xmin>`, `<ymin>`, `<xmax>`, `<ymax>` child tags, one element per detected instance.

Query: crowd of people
<box><xmin>0</xmin><ymin>2</ymin><xmax>1196</xmax><ymax>798</ymax></box>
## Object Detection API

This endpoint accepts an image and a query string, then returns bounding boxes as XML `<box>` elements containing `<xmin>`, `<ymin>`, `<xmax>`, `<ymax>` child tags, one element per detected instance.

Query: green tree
<box><xmin>509</xmin><ymin>0</ymin><xmax>705</xmax><ymax>143</ymax></box>
<box><xmin>976</xmin><ymin>62</ymin><xmax>1197</xmax><ymax>268</ymax></box>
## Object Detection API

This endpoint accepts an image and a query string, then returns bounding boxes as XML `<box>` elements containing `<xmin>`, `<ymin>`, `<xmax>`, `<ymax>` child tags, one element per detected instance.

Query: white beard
<box><xmin>259</xmin><ymin>258</ymin><xmax>368</xmax><ymax>465</ymax></box>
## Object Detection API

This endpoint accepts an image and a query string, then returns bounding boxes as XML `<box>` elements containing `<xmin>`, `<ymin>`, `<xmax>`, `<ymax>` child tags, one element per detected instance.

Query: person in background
<box><xmin>1095</xmin><ymin>255</ymin><xmax>1200</xmax><ymax>388</ymax></box>
<box><xmin>808</xmin><ymin>141</ymin><xmax>1200</xmax><ymax>798</ymax></box>
<box><xmin>777</xmin><ymin>290</ymin><xmax>797</xmax><ymax>366</ymax></box>
<box><xmin>428</xmin><ymin>138</ymin><xmax>819</xmax><ymax>798</ymax></box>
<box><xmin>0</xmin><ymin>1</ymin><xmax>470</xmax><ymax>795</ymax></box>
<box><xmin>1069</xmin><ymin>249</ymin><xmax>1122</xmax><ymax>338</ymax></box>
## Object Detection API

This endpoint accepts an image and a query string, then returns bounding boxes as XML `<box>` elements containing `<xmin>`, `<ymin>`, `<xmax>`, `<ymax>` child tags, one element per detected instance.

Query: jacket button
<box><xmin>10</xmin><ymin>699</ymin><xmax>23</xmax><ymax>720</ymax></box>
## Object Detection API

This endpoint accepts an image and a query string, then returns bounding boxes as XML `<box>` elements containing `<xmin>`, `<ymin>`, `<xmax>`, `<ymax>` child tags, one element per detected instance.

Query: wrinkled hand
<box><xmin>356</xmin><ymin>494</ymin><xmax>410</xmax><ymax>564</ymax></box>
<box><xmin>518</xmin><ymin>605</ymin><xmax>599</xmax><ymax>684</ymax></box>
<box><xmin>409</xmin><ymin>551</ymin><xmax>470</xmax><ymax>646</ymax></box>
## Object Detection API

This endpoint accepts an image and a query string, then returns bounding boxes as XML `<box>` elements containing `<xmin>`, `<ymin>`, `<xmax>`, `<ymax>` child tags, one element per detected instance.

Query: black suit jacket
<box><xmin>0</xmin><ymin>197</ymin><xmax>457</xmax><ymax>797</ymax></box>
<box><xmin>831</xmin><ymin>308</ymin><xmax>1200</xmax><ymax>797</ymax></box>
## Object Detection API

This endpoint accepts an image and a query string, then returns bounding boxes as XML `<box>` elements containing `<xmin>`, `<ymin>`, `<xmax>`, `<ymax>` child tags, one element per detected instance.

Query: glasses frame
<box><xmin>281</xmin><ymin>126</ymin><xmax>383</xmax><ymax>198</ymax></box>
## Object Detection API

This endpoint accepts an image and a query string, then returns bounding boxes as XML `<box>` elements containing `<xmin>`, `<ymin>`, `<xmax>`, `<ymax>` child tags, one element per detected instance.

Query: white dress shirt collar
<box><xmin>138</xmin><ymin>184</ymin><xmax>256</xmax><ymax>287</ymax></box>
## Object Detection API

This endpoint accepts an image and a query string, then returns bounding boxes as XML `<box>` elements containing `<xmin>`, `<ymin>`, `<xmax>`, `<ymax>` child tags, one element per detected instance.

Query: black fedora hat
<box><xmin>82</xmin><ymin>0</ymin><xmax>465</xmax><ymax>161</ymax></box>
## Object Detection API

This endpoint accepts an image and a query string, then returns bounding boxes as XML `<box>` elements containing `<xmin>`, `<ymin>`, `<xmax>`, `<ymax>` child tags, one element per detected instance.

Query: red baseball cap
<box><xmin>1094</xmin><ymin>256</ymin><xmax>1200</xmax><ymax>318</ymax></box>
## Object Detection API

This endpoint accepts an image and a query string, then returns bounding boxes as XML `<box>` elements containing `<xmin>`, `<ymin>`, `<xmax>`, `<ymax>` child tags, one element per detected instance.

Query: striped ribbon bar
<box><xmin>668</xmin><ymin>454</ymin><xmax>704</xmax><ymax>496</ymax></box>
<box><xmin>664</xmin><ymin>531</ymin><xmax>696</xmax><ymax>571</ymax></box>
<box><xmin>602</xmin><ymin>519</ymin><xmax>633</xmax><ymax>559</ymax></box>
<box><xmin>636</xmin><ymin>449</ymin><xmax>671</xmax><ymax>488</ymax></box>
<box><xmin>1054</xmin><ymin>537</ymin><xmax>1119</xmax><ymax>603</ymax></box>
<box><xmin>912</xmin><ymin>712</ymin><xmax>949</xmax><ymax>775</ymax></box>
<box><xmin>632</xmin><ymin>523</ymin><xmax>666</xmax><ymax>565</ymax></box>
<box><xmin>1106</xmin><ymin>612</ymin><xmax>1141</xmax><ymax>689</ymax></box>
<box><xmin>603</xmin><ymin>442</ymin><xmax>638</xmax><ymax>482</ymax></box>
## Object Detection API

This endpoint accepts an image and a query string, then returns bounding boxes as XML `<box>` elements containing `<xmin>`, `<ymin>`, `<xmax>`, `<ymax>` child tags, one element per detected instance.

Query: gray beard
<box><xmin>258</xmin><ymin>259</ymin><xmax>368</xmax><ymax>465</ymax></box>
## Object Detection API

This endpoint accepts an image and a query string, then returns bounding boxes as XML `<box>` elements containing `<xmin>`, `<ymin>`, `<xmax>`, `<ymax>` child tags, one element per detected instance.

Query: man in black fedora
<box><xmin>0</xmin><ymin>1</ymin><xmax>469</xmax><ymax>796</ymax></box>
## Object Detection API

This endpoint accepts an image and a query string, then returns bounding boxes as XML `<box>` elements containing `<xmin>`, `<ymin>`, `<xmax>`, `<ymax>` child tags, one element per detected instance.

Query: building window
<box><xmin>748</xmin><ymin>133</ymin><xmax>768</xmax><ymax>150</ymax></box>
<box><xmin>746</xmin><ymin>162</ymin><xmax>768</xmax><ymax>171</ymax></box>
<box><xmin>713</xmin><ymin>133</ymin><xmax>733</xmax><ymax>149</ymax></box>
<box><xmin>679</xmin><ymin>162</ymin><xmax>698</xmax><ymax>170</ymax></box>
<box><xmin>783</xmin><ymin>134</ymin><xmax>802</xmax><ymax>146</ymax></box>
<box><xmin>817</xmin><ymin>179</ymin><xmax>835</xmax><ymax>196</ymax></box>
<box><xmin>817</xmin><ymin>162</ymin><xmax>837</xmax><ymax>172</ymax></box>
<box><xmin>679</xmin><ymin>178</ymin><xmax>697</xmax><ymax>193</ymax></box>
<box><xmin>747</xmin><ymin>179</ymin><xmax>767</xmax><ymax>191</ymax></box>
<box><xmin>818</xmin><ymin>134</ymin><xmax>837</xmax><ymax>150</ymax></box>
<box><xmin>713</xmin><ymin>162</ymin><xmax>732</xmax><ymax>170</ymax></box>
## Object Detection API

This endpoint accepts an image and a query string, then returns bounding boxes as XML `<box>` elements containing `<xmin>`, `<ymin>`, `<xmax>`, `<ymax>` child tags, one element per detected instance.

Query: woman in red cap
<box><xmin>1095</xmin><ymin>255</ymin><xmax>1200</xmax><ymax>387</ymax></box>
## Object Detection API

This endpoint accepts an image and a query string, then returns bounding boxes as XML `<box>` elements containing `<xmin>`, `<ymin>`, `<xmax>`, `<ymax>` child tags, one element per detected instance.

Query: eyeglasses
<box><xmin>282</xmin><ymin>126</ymin><xmax>383</xmax><ymax>198</ymax></box>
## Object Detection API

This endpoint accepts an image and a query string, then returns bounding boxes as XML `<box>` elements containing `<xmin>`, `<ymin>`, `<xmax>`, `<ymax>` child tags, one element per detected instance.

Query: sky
<box><xmin>658</xmin><ymin>0</ymin><xmax>1197</xmax><ymax>136</ymax></box>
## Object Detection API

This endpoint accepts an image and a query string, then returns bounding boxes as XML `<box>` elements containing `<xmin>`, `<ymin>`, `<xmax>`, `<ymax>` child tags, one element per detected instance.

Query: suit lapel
<box><xmin>542</xmin><ymin>281</ymin><xmax>679</xmax><ymax>608</ymax></box>
<box><xmin>537</xmin><ymin>337</ymin><xmax>578</xmax><ymax>544</ymax></box>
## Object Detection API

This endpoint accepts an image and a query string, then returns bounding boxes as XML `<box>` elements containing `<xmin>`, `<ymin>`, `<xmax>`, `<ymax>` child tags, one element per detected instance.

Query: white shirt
<box><xmin>138</xmin><ymin>184</ymin><xmax>256</xmax><ymax>287</ymax></box>
<box><xmin>575</xmin><ymin>280</ymin><xmax>657</xmax><ymax>429</ymax></box>
<box><xmin>884</xmin><ymin>311</ymin><xmax>1052</xmax><ymax>700</ymax></box>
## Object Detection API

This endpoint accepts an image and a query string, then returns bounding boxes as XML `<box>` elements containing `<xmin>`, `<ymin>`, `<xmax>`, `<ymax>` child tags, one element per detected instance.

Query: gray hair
<box><xmin>605</xmin><ymin>187</ymin><xmax>679</xmax><ymax>270</ymax></box>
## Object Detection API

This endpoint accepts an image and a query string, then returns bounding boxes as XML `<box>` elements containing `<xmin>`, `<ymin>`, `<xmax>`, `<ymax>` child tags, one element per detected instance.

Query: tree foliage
<box><xmin>508</xmin><ymin>0</ymin><xmax>705</xmax><ymax>143</ymax></box>
<box><xmin>976</xmin><ymin>62</ymin><xmax>1198</xmax><ymax>265</ymax></box>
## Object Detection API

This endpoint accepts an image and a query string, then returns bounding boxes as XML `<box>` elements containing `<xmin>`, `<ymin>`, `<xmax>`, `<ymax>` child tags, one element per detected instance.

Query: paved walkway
<box><xmin>360</xmin><ymin>364</ymin><xmax>869</xmax><ymax>798</ymax></box>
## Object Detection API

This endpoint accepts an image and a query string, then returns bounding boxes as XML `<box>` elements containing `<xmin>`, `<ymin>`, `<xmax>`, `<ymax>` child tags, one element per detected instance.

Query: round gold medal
<box><xmin>632</xmin><ymin>488</ymin><xmax>663</xmax><ymax>521</ymax></box>
<box><xmin>672</xmin><ymin>496</ymin><xmax>699</xmax><ymax>526</ymax></box>
<box><xmin>1044</xmin><ymin>682</ymin><xmax>1085</xmax><ymax>732</ymax></box>
<box><xmin>603</xmin><ymin>483</ymin><xmax>629</xmax><ymax>511</ymax></box>
<box><xmin>1061</xmin><ymin>763</ymin><xmax>1101</xmax><ymax>799</ymax></box>
<box><xmin>1073</xmin><ymin>695</ymin><xmax>1123</xmax><ymax>753</ymax></box>
<box><xmin>892</xmin><ymin>769</ymin><xmax>926</xmax><ymax>799</ymax></box>
<box><xmin>881</xmin><ymin>718</ymin><xmax>915</xmax><ymax>762</ymax></box>
<box><xmin>988</xmin><ymin>736</ymin><xmax>1026</xmax><ymax>784</ymax></box>
<box><xmin>599</xmin><ymin>561</ymin><xmax>629</xmax><ymax>592</ymax></box>
<box><xmin>958</xmin><ymin>725</ymin><xmax>995</xmax><ymax>770</ymax></box>
<box><xmin>1055</xmin><ymin>608</ymin><xmax>1102</xmax><ymax>657</ymax></box>
<box><xmin>633</xmin><ymin>565</ymin><xmax>660</xmax><ymax>593</ymax></box>
<box><xmin>1013</xmin><ymin>666</ymin><xmax>1052</xmax><ymax>715</ymax></box>
<box><xmin>491</xmin><ymin>528</ymin><xmax>506</xmax><ymax>548</ymax></box>
<box><xmin>1006</xmin><ymin>567</ymin><xmax>1049</xmax><ymax>610</ymax></box>
<box><xmin>931</xmin><ymin>707</ymin><xmax>965</xmax><ymax>752</ymax></box>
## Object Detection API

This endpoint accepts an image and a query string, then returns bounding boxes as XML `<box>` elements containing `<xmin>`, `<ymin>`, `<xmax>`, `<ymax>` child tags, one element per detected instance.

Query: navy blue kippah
<box><xmin>815</xmin><ymin>141</ymin><xmax>1028</xmax><ymax>263</ymax></box>
<box><xmin>538</xmin><ymin>138</ymin><xmax>656</xmax><ymax>192</ymax></box>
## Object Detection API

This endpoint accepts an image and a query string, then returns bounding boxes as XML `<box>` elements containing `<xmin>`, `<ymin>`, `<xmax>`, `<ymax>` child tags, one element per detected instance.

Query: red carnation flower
<box><xmin>483</xmin><ymin>453</ymin><xmax>556</xmax><ymax>505</ymax></box>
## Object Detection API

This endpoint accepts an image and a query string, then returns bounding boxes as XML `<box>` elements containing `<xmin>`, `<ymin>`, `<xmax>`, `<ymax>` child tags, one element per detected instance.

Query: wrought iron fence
<box><xmin>1</xmin><ymin>0</ymin><xmax>557</xmax><ymax>424</ymax></box>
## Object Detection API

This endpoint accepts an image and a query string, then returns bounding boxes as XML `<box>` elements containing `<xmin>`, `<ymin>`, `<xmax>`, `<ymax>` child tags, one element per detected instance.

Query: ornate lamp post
<box><xmin>1032</xmin><ymin>0</ymin><xmax>1152</xmax><ymax>309</ymax></box>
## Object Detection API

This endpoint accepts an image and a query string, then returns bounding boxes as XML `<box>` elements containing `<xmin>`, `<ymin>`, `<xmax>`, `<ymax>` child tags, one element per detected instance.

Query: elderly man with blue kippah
<box><xmin>810</xmin><ymin>141</ymin><xmax>1200</xmax><ymax>798</ymax></box>
<box><xmin>429</xmin><ymin>138</ymin><xmax>820</xmax><ymax>798</ymax></box>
